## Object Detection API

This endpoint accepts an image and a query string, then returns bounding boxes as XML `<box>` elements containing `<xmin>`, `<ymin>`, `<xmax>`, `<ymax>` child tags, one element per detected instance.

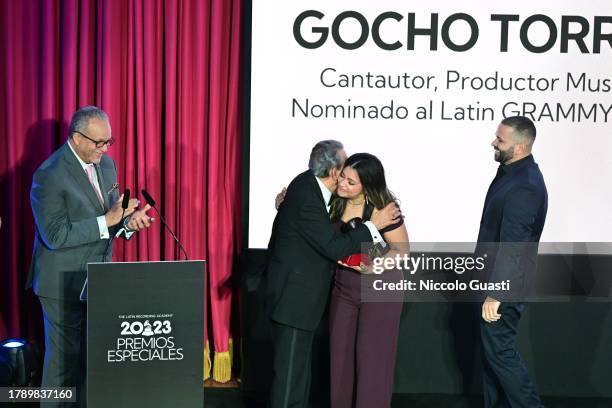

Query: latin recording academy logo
<box><xmin>107</xmin><ymin>314</ymin><xmax>184</xmax><ymax>363</ymax></box>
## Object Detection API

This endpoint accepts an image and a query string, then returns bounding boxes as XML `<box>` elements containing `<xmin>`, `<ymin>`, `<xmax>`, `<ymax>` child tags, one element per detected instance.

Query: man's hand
<box><xmin>126</xmin><ymin>204</ymin><xmax>155</xmax><ymax>231</ymax></box>
<box><xmin>337</xmin><ymin>260</ymin><xmax>374</xmax><ymax>274</ymax></box>
<box><xmin>482</xmin><ymin>296</ymin><xmax>501</xmax><ymax>323</ymax></box>
<box><xmin>370</xmin><ymin>202</ymin><xmax>401</xmax><ymax>230</ymax></box>
<box><xmin>275</xmin><ymin>187</ymin><xmax>287</xmax><ymax>210</ymax></box>
<box><xmin>105</xmin><ymin>194</ymin><xmax>139</xmax><ymax>227</ymax></box>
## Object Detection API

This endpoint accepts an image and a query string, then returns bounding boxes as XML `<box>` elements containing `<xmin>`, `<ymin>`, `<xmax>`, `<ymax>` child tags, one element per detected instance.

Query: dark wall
<box><xmin>241</xmin><ymin>249</ymin><xmax>612</xmax><ymax>400</ymax></box>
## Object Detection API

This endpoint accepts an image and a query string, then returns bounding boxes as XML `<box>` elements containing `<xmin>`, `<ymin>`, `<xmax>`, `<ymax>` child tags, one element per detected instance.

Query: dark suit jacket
<box><xmin>27</xmin><ymin>142</ymin><xmax>123</xmax><ymax>300</ymax></box>
<box><xmin>264</xmin><ymin>170</ymin><xmax>372</xmax><ymax>331</ymax></box>
<box><xmin>477</xmin><ymin>154</ymin><xmax>548</xmax><ymax>301</ymax></box>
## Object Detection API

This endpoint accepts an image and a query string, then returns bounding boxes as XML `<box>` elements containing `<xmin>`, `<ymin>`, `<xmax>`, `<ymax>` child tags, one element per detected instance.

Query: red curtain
<box><xmin>0</xmin><ymin>0</ymin><xmax>242</xmax><ymax>382</ymax></box>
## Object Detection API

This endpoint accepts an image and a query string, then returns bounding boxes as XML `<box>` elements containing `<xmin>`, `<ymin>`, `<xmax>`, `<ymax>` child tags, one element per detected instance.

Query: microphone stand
<box><xmin>151</xmin><ymin>206</ymin><xmax>189</xmax><ymax>261</ymax></box>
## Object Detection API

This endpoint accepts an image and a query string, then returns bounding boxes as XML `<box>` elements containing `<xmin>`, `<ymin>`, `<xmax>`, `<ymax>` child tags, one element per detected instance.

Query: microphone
<box><xmin>115</xmin><ymin>188</ymin><xmax>132</xmax><ymax>236</ymax></box>
<box><xmin>122</xmin><ymin>188</ymin><xmax>131</xmax><ymax>210</ymax></box>
<box><xmin>140</xmin><ymin>189</ymin><xmax>155</xmax><ymax>207</ymax></box>
<box><xmin>141</xmin><ymin>189</ymin><xmax>189</xmax><ymax>260</ymax></box>
<box><xmin>104</xmin><ymin>188</ymin><xmax>131</xmax><ymax>262</ymax></box>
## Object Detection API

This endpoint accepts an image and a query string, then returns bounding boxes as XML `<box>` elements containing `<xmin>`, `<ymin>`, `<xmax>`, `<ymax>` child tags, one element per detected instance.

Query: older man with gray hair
<box><xmin>264</xmin><ymin>140</ymin><xmax>401</xmax><ymax>408</ymax></box>
<box><xmin>27</xmin><ymin>106</ymin><xmax>154</xmax><ymax>406</ymax></box>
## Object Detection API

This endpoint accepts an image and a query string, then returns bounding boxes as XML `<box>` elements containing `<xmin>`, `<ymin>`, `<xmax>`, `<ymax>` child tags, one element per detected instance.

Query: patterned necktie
<box><xmin>85</xmin><ymin>165</ymin><xmax>104</xmax><ymax>207</ymax></box>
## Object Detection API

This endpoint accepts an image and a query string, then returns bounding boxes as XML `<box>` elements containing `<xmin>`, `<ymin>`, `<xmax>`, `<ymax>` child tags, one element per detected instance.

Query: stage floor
<box><xmin>206</xmin><ymin>389</ymin><xmax>612</xmax><ymax>408</ymax></box>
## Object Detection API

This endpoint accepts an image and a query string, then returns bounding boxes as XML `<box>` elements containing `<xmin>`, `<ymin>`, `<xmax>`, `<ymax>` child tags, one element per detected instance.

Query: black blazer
<box><xmin>477</xmin><ymin>155</ymin><xmax>548</xmax><ymax>301</ymax></box>
<box><xmin>264</xmin><ymin>170</ymin><xmax>372</xmax><ymax>331</ymax></box>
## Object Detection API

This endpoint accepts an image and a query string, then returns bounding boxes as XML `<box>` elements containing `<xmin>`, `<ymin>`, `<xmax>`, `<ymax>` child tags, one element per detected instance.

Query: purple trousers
<box><xmin>329</xmin><ymin>268</ymin><xmax>404</xmax><ymax>408</ymax></box>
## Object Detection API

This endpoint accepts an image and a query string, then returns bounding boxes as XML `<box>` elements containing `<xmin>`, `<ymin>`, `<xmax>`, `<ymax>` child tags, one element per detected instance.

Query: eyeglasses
<box><xmin>74</xmin><ymin>130</ymin><xmax>115</xmax><ymax>148</ymax></box>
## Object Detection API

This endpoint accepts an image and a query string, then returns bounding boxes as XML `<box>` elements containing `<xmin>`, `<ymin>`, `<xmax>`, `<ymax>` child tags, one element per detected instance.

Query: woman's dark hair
<box><xmin>329</xmin><ymin>153</ymin><xmax>395</xmax><ymax>221</ymax></box>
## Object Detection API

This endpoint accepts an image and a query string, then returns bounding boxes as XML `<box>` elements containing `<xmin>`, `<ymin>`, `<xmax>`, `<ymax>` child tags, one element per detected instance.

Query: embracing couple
<box><xmin>264</xmin><ymin>140</ymin><xmax>407</xmax><ymax>408</ymax></box>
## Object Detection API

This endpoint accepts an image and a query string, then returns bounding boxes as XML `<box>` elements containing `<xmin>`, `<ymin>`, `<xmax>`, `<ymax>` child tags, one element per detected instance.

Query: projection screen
<box><xmin>248</xmin><ymin>0</ymin><xmax>612</xmax><ymax>253</ymax></box>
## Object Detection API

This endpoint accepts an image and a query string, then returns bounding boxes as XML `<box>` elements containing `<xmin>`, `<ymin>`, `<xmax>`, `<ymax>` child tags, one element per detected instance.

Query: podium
<box><xmin>86</xmin><ymin>261</ymin><xmax>205</xmax><ymax>408</ymax></box>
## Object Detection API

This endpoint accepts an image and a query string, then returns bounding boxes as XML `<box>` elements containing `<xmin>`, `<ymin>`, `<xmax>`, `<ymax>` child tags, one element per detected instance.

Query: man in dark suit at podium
<box><xmin>27</xmin><ymin>106</ymin><xmax>154</xmax><ymax>406</ymax></box>
<box><xmin>265</xmin><ymin>140</ymin><xmax>401</xmax><ymax>408</ymax></box>
<box><xmin>478</xmin><ymin>116</ymin><xmax>548</xmax><ymax>408</ymax></box>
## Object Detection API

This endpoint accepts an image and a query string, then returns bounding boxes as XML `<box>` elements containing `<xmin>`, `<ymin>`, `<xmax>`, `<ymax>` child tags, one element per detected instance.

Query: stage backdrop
<box><xmin>0</xmin><ymin>0</ymin><xmax>242</xmax><ymax>382</ymax></box>
<box><xmin>249</xmin><ymin>0</ymin><xmax>612</xmax><ymax>251</ymax></box>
